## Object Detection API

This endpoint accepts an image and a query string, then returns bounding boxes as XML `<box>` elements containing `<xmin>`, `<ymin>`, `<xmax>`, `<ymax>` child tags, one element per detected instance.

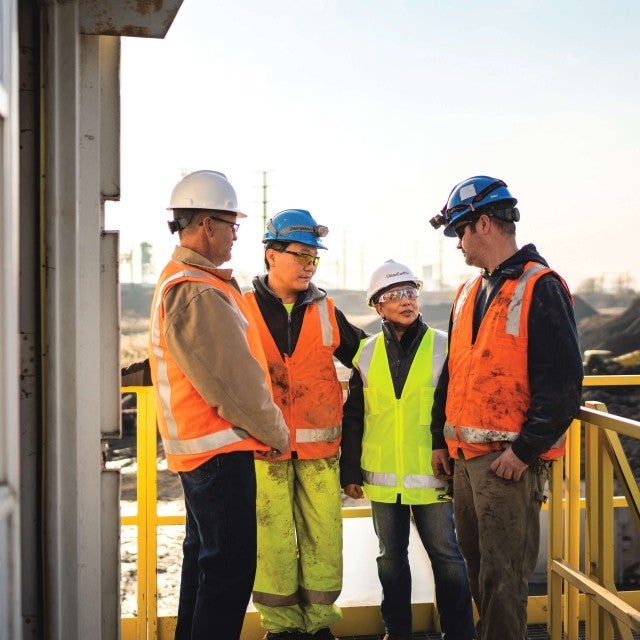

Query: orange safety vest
<box><xmin>244</xmin><ymin>293</ymin><xmax>343</xmax><ymax>460</ymax></box>
<box><xmin>444</xmin><ymin>262</ymin><xmax>569</xmax><ymax>461</ymax></box>
<box><xmin>149</xmin><ymin>261</ymin><xmax>271</xmax><ymax>472</ymax></box>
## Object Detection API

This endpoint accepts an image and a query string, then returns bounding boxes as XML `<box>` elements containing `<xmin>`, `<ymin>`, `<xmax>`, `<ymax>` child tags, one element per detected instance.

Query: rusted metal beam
<box><xmin>79</xmin><ymin>0</ymin><xmax>185</xmax><ymax>38</ymax></box>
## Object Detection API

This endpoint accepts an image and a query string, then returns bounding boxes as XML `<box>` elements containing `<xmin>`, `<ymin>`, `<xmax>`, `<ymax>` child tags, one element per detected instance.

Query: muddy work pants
<box><xmin>253</xmin><ymin>456</ymin><xmax>343</xmax><ymax>634</ymax></box>
<box><xmin>453</xmin><ymin>450</ymin><xmax>549</xmax><ymax>640</ymax></box>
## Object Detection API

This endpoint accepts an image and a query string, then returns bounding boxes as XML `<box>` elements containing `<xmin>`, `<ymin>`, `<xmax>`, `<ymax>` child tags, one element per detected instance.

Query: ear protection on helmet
<box><xmin>493</xmin><ymin>206</ymin><xmax>520</xmax><ymax>222</ymax></box>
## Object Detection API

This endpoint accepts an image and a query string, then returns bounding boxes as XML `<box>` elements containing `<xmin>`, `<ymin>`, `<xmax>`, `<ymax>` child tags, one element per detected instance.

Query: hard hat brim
<box><xmin>167</xmin><ymin>205</ymin><xmax>247</xmax><ymax>219</ymax></box>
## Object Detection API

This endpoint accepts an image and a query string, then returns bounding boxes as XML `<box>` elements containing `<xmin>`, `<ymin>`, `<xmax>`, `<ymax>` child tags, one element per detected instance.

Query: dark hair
<box><xmin>471</xmin><ymin>204</ymin><xmax>517</xmax><ymax>237</ymax></box>
<box><xmin>263</xmin><ymin>240</ymin><xmax>289</xmax><ymax>271</ymax></box>
<box><xmin>490</xmin><ymin>215</ymin><xmax>516</xmax><ymax>236</ymax></box>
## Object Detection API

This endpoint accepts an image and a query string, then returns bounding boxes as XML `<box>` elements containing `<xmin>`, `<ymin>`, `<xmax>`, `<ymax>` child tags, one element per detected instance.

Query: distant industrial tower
<box><xmin>140</xmin><ymin>242</ymin><xmax>154</xmax><ymax>283</ymax></box>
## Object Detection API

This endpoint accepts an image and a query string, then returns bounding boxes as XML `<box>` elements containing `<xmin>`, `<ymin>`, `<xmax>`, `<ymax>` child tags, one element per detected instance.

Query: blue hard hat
<box><xmin>264</xmin><ymin>209</ymin><xmax>329</xmax><ymax>249</ymax></box>
<box><xmin>430</xmin><ymin>176</ymin><xmax>518</xmax><ymax>237</ymax></box>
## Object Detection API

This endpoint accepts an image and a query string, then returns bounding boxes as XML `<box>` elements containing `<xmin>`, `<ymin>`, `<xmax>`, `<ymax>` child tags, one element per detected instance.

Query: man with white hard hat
<box><xmin>148</xmin><ymin>170</ymin><xmax>290</xmax><ymax>640</ymax></box>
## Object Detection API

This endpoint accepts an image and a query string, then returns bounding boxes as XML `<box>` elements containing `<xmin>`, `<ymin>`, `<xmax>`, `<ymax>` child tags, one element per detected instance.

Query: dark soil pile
<box><xmin>578</xmin><ymin>296</ymin><xmax>640</xmax><ymax>482</ymax></box>
<box><xmin>579</xmin><ymin>296</ymin><xmax>640</xmax><ymax>355</ymax></box>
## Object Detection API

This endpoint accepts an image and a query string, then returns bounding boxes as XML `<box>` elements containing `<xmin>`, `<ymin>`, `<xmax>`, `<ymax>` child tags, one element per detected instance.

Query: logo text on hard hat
<box><xmin>386</xmin><ymin>271</ymin><xmax>411</xmax><ymax>279</ymax></box>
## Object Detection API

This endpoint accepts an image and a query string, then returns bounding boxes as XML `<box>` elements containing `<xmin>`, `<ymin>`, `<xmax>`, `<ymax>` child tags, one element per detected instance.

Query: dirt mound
<box><xmin>578</xmin><ymin>296</ymin><xmax>640</xmax><ymax>482</ymax></box>
<box><xmin>572</xmin><ymin>295</ymin><xmax>599</xmax><ymax>325</ymax></box>
<box><xmin>579</xmin><ymin>296</ymin><xmax>640</xmax><ymax>355</ymax></box>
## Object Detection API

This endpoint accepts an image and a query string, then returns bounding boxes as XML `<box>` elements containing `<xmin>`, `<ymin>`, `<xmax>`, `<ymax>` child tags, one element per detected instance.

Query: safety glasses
<box><xmin>199</xmin><ymin>216</ymin><xmax>240</xmax><ymax>233</ymax></box>
<box><xmin>377</xmin><ymin>287</ymin><xmax>419</xmax><ymax>304</ymax></box>
<box><xmin>281</xmin><ymin>249</ymin><xmax>320</xmax><ymax>267</ymax></box>
<box><xmin>454</xmin><ymin>221</ymin><xmax>472</xmax><ymax>240</ymax></box>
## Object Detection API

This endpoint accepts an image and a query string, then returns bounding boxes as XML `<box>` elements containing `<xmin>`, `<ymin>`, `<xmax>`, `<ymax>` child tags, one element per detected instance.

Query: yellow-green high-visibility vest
<box><xmin>354</xmin><ymin>328</ymin><xmax>447</xmax><ymax>504</ymax></box>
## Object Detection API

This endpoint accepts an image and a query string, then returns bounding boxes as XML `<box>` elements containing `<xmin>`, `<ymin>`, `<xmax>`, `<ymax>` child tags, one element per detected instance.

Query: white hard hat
<box><xmin>366</xmin><ymin>259</ymin><xmax>422</xmax><ymax>307</ymax></box>
<box><xmin>168</xmin><ymin>170</ymin><xmax>246</xmax><ymax>218</ymax></box>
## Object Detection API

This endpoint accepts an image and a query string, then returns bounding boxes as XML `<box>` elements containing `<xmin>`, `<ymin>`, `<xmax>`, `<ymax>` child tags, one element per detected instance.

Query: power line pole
<box><xmin>262</xmin><ymin>171</ymin><xmax>268</xmax><ymax>234</ymax></box>
<box><xmin>438</xmin><ymin>235</ymin><xmax>444</xmax><ymax>291</ymax></box>
<box><xmin>341</xmin><ymin>229</ymin><xmax>347</xmax><ymax>289</ymax></box>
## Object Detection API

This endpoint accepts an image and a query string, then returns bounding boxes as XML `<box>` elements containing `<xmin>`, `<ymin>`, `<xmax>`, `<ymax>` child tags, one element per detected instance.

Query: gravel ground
<box><xmin>120</xmin><ymin>496</ymin><xmax>185</xmax><ymax>618</ymax></box>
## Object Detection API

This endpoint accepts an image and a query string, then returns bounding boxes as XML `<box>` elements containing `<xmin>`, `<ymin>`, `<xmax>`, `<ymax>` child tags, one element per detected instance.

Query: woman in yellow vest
<box><xmin>340</xmin><ymin>260</ymin><xmax>475</xmax><ymax>640</ymax></box>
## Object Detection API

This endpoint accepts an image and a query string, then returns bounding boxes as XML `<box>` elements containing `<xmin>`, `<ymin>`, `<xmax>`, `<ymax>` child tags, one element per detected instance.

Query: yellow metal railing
<box><xmin>547</xmin><ymin>397</ymin><xmax>640</xmax><ymax>640</ymax></box>
<box><xmin>121</xmin><ymin>376</ymin><xmax>640</xmax><ymax>639</ymax></box>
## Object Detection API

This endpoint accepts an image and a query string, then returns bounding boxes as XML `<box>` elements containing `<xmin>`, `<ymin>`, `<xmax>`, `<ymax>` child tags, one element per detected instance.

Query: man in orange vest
<box><xmin>149</xmin><ymin>170</ymin><xmax>290</xmax><ymax>640</ymax></box>
<box><xmin>429</xmin><ymin>176</ymin><xmax>583</xmax><ymax>640</ymax></box>
<box><xmin>244</xmin><ymin>209</ymin><xmax>367</xmax><ymax>640</ymax></box>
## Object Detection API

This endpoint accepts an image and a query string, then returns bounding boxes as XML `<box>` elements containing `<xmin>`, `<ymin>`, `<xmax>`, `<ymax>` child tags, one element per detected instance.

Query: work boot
<box><xmin>262</xmin><ymin>632</ymin><xmax>302</xmax><ymax>640</ymax></box>
<box><xmin>303</xmin><ymin>629</ymin><xmax>339</xmax><ymax>640</ymax></box>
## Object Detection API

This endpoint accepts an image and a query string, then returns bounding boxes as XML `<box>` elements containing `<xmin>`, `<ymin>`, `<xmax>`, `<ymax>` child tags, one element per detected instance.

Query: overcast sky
<box><xmin>106</xmin><ymin>0</ymin><xmax>640</xmax><ymax>294</ymax></box>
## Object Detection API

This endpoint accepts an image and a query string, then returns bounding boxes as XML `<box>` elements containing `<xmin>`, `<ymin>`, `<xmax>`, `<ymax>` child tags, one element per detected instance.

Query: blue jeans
<box><xmin>175</xmin><ymin>451</ymin><xmax>257</xmax><ymax>640</ymax></box>
<box><xmin>371</xmin><ymin>499</ymin><xmax>475</xmax><ymax>640</ymax></box>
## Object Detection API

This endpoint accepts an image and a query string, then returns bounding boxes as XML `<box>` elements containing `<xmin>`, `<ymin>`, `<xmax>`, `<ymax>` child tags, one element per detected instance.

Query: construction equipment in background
<box><xmin>583</xmin><ymin>349</ymin><xmax>640</xmax><ymax>374</ymax></box>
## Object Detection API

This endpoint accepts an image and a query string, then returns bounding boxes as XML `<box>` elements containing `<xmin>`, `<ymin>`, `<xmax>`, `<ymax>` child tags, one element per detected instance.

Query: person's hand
<box><xmin>490</xmin><ymin>446</ymin><xmax>529</xmax><ymax>481</ymax></box>
<box><xmin>431</xmin><ymin>448</ymin><xmax>453</xmax><ymax>480</ymax></box>
<box><xmin>343</xmin><ymin>483</ymin><xmax>364</xmax><ymax>500</ymax></box>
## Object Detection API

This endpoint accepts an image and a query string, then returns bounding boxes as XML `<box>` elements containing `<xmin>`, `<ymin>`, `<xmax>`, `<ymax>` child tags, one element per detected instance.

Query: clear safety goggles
<box><xmin>377</xmin><ymin>287</ymin><xmax>419</xmax><ymax>304</ymax></box>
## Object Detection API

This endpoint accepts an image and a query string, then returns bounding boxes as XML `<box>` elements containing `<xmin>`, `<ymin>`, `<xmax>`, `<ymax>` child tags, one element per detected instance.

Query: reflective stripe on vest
<box><xmin>444</xmin><ymin>423</ymin><xmax>566</xmax><ymax>449</ymax></box>
<box><xmin>163</xmin><ymin>426</ymin><xmax>251</xmax><ymax>455</ymax></box>
<box><xmin>316</xmin><ymin>297</ymin><xmax>334</xmax><ymax>346</ymax></box>
<box><xmin>431</xmin><ymin>330</ymin><xmax>447</xmax><ymax>387</ymax></box>
<box><xmin>444</xmin><ymin>423</ymin><xmax>517</xmax><ymax>443</ymax></box>
<box><xmin>452</xmin><ymin>277</ymin><xmax>478</xmax><ymax>332</ymax></box>
<box><xmin>363</xmin><ymin>470</ymin><xmax>443</xmax><ymax>490</ymax></box>
<box><xmin>296</xmin><ymin>424</ymin><xmax>341</xmax><ymax>443</ymax></box>
<box><xmin>504</xmin><ymin>263</ymin><xmax>546</xmax><ymax>336</ymax></box>
<box><xmin>151</xmin><ymin>268</ymin><xmax>250</xmax><ymax>450</ymax></box>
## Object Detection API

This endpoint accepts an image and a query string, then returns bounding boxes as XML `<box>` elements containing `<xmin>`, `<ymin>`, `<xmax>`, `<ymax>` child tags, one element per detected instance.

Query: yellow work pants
<box><xmin>253</xmin><ymin>456</ymin><xmax>343</xmax><ymax>634</ymax></box>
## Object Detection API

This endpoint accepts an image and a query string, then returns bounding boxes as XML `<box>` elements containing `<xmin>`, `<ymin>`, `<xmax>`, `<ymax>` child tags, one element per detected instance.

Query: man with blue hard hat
<box><xmin>429</xmin><ymin>176</ymin><xmax>583</xmax><ymax>640</ymax></box>
<box><xmin>244</xmin><ymin>209</ymin><xmax>367</xmax><ymax>640</ymax></box>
